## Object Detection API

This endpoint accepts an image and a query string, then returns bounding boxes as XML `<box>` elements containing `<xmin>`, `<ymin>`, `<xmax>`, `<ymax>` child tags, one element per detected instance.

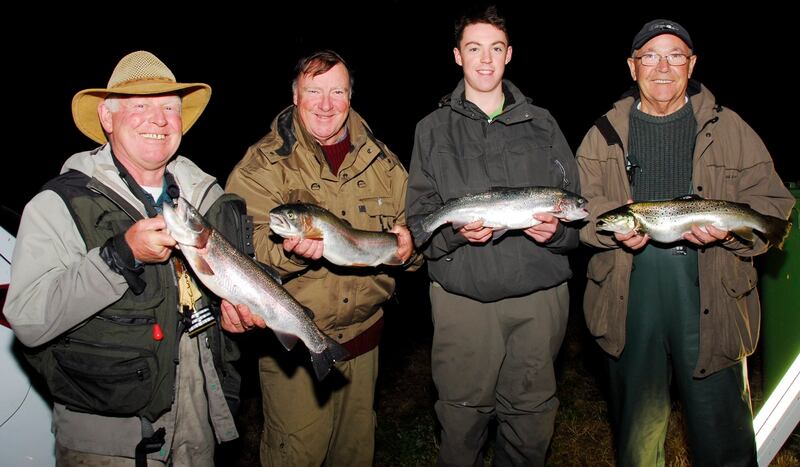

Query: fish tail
<box><xmin>407</xmin><ymin>215</ymin><xmax>434</xmax><ymax>247</ymax></box>
<box><xmin>763</xmin><ymin>215</ymin><xmax>793</xmax><ymax>250</ymax></box>
<box><xmin>310</xmin><ymin>336</ymin><xmax>350</xmax><ymax>381</ymax></box>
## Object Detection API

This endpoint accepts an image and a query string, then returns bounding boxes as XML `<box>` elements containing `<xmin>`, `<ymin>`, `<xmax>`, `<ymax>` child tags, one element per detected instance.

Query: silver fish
<box><xmin>409</xmin><ymin>186</ymin><xmax>589</xmax><ymax>246</ymax></box>
<box><xmin>269</xmin><ymin>203</ymin><xmax>402</xmax><ymax>267</ymax></box>
<box><xmin>162</xmin><ymin>198</ymin><xmax>348</xmax><ymax>380</ymax></box>
<box><xmin>596</xmin><ymin>195</ymin><xmax>792</xmax><ymax>249</ymax></box>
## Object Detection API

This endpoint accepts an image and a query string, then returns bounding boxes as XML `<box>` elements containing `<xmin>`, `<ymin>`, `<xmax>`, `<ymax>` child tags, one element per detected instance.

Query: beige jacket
<box><xmin>226</xmin><ymin>106</ymin><xmax>420</xmax><ymax>343</ymax></box>
<box><xmin>577</xmin><ymin>83</ymin><xmax>795</xmax><ymax>377</ymax></box>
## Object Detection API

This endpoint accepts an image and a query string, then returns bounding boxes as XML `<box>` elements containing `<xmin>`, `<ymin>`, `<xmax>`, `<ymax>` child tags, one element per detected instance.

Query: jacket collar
<box><xmin>60</xmin><ymin>144</ymin><xmax>216</xmax><ymax>216</ymax></box>
<box><xmin>605</xmin><ymin>80</ymin><xmax>720</xmax><ymax>147</ymax></box>
<box><xmin>256</xmin><ymin>106</ymin><xmax>394</xmax><ymax>179</ymax></box>
<box><xmin>439</xmin><ymin>79</ymin><xmax>534</xmax><ymax>124</ymax></box>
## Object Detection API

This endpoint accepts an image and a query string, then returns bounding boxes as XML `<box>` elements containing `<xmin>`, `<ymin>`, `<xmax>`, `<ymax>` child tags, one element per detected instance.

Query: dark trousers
<box><xmin>430</xmin><ymin>282</ymin><xmax>569</xmax><ymax>467</ymax></box>
<box><xmin>608</xmin><ymin>245</ymin><xmax>757</xmax><ymax>467</ymax></box>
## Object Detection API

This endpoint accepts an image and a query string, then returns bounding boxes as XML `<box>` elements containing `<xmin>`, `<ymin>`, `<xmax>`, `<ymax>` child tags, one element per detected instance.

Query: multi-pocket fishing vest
<box><xmin>22</xmin><ymin>170</ymin><xmax>241</xmax><ymax>422</ymax></box>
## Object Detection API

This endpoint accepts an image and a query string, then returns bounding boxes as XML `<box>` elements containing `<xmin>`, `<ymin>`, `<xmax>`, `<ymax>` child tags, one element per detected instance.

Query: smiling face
<box><xmin>627</xmin><ymin>34</ymin><xmax>697</xmax><ymax>116</ymax></box>
<box><xmin>293</xmin><ymin>62</ymin><xmax>351</xmax><ymax>146</ymax></box>
<box><xmin>454</xmin><ymin>22</ymin><xmax>512</xmax><ymax>101</ymax></box>
<box><xmin>99</xmin><ymin>93</ymin><xmax>183</xmax><ymax>184</ymax></box>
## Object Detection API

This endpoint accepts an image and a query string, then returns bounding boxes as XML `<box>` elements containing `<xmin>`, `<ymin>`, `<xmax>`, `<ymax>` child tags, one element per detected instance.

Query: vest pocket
<box><xmin>49</xmin><ymin>337</ymin><xmax>159</xmax><ymax>416</ymax></box>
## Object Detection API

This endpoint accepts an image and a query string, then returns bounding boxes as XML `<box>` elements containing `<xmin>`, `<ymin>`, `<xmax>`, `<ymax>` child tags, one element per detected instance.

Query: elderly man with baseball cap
<box><xmin>576</xmin><ymin>19</ymin><xmax>794</xmax><ymax>466</ymax></box>
<box><xmin>3</xmin><ymin>50</ymin><xmax>257</xmax><ymax>465</ymax></box>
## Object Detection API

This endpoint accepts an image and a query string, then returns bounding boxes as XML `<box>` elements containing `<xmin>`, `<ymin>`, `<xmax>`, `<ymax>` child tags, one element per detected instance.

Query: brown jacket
<box><xmin>577</xmin><ymin>83</ymin><xmax>794</xmax><ymax>377</ymax></box>
<box><xmin>226</xmin><ymin>106</ymin><xmax>420</xmax><ymax>344</ymax></box>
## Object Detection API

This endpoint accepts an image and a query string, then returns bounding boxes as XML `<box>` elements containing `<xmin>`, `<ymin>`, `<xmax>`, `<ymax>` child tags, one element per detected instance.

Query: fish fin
<box><xmin>491</xmin><ymin>228</ymin><xmax>509</xmax><ymax>240</ymax></box>
<box><xmin>384</xmin><ymin>254</ymin><xmax>405</xmax><ymax>266</ymax></box>
<box><xmin>304</xmin><ymin>227</ymin><xmax>324</xmax><ymax>240</ymax></box>
<box><xmin>350</xmin><ymin>262</ymin><xmax>370</xmax><ymax>267</ymax></box>
<box><xmin>309</xmin><ymin>336</ymin><xmax>350</xmax><ymax>381</ymax></box>
<box><xmin>761</xmin><ymin>215</ymin><xmax>792</xmax><ymax>250</ymax></box>
<box><xmin>302</xmin><ymin>306</ymin><xmax>315</xmax><ymax>320</ymax></box>
<box><xmin>193</xmin><ymin>257</ymin><xmax>215</xmax><ymax>275</ymax></box>
<box><xmin>451</xmin><ymin>220</ymin><xmax>470</xmax><ymax>230</ymax></box>
<box><xmin>273</xmin><ymin>331</ymin><xmax>299</xmax><ymax>351</ymax></box>
<box><xmin>675</xmin><ymin>194</ymin><xmax>704</xmax><ymax>201</ymax></box>
<box><xmin>407</xmin><ymin>214</ymin><xmax>434</xmax><ymax>248</ymax></box>
<box><xmin>731</xmin><ymin>227</ymin><xmax>756</xmax><ymax>244</ymax></box>
<box><xmin>257</xmin><ymin>261</ymin><xmax>282</xmax><ymax>284</ymax></box>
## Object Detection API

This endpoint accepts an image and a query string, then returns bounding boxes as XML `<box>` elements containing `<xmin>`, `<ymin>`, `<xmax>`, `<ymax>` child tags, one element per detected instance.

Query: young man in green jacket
<box><xmin>406</xmin><ymin>6</ymin><xmax>581</xmax><ymax>466</ymax></box>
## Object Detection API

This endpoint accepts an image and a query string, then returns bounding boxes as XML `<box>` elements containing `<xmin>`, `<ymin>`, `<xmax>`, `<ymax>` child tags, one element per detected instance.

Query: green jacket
<box><xmin>406</xmin><ymin>79</ymin><xmax>580</xmax><ymax>302</ymax></box>
<box><xmin>226</xmin><ymin>106</ymin><xmax>420</xmax><ymax>343</ymax></box>
<box><xmin>577</xmin><ymin>82</ymin><xmax>795</xmax><ymax>377</ymax></box>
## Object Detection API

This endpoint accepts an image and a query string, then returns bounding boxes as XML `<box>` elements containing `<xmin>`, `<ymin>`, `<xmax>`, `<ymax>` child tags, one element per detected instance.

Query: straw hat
<box><xmin>71</xmin><ymin>51</ymin><xmax>211</xmax><ymax>144</ymax></box>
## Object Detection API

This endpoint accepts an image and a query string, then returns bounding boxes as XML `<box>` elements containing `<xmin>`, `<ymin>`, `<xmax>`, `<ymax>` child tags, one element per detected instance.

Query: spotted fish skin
<box><xmin>162</xmin><ymin>198</ymin><xmax>348</xmax><ymax>381</ymax></box>
<box><xmin>269</xmin><ymin>203</ymin><xmax>402</xmax><ymax>267</ymax></box>
<box><xmin>596</xmin><ymin>196</ymin><xmax>792</xmax><ymax>249</ymax></box>
<box><xmin>409</xmin><ymin>186</ymin><xmax>589</xmax><ymax>247</ymax></box>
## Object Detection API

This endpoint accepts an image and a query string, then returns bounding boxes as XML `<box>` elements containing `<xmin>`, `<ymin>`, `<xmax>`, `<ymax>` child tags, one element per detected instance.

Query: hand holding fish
<box><xmin>390</xmin><ymin>224</ymin><xmax>414</xmax><ymax>263</ymax></box>
<box><xmin>682</xmin><ymin>224</ymin><xmax>730</xmax><ymax>246</ymax></box>
<box><xmin>283</xmin><ymin>237</ymin><xmax>324</xmax><ymax>260</ymax></box>
<box><xmin>125</xmin><ymin>216</ymin><xmax>177</xmax><ymax>263</ymax></box>
<box><xmin>614</xmin><ymin>230</ymin><xmax>650</xmax><ymax>250</ymax></box>
<box><xmin>220</xmin><ymin>301</ymin><xmax>267</xmax><ymax>333</ymax></box>
<box><xmin>458</xmin><ymin>219</ymin><xmax>494</xmax><ymax>244</ymax></box>
<box><xmin>596</xmin><ymin>195</ymin><xmax>791</xmax><ymax>250</ymax></box>
<box><xmin>524</xmin><ymin>213</ymin><xmax>560</xmax><ymax>243</ymax></box>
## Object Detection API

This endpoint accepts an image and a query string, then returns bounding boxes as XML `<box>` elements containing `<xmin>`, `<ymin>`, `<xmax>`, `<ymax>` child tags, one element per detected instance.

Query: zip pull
<box><xmin>152</xmin><ymin>323</ymin><xmax>164</xmax><ymax>341</ymax></box>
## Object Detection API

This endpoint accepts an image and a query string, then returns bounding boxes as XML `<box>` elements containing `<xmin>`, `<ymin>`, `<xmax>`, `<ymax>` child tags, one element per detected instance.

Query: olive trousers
<box><xmin>609</xmin><ymin>245</ymin><xmax>757</xmax><ymax>467</ymax></box>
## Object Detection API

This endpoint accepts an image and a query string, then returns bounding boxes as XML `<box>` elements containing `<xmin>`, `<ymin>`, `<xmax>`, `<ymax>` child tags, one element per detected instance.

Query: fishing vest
<box><xmin>23</xmin><ymin>170</ymin><xmax>242</xmax><ymax>422</ymax></box>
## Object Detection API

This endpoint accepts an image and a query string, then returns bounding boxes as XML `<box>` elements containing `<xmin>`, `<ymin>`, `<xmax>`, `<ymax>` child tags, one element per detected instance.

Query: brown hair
<box><xmin>454</xmin><ymin>5</ymin><xmax>509</xmax><ymax>48</ymax></box>
<box><xmin>292</xmin><ymin>50</ymin><xmax>353</xmax><ymax>94</ymax></box>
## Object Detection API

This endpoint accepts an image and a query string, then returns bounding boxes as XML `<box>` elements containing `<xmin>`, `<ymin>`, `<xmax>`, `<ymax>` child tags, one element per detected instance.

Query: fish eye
<box><xmin>287</xmin><ymin>212</ymin><xmax>295</xmax><ymax>219</ymax></box>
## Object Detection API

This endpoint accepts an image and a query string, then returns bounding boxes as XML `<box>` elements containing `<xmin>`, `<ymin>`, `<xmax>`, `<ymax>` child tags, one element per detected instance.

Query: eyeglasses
<box><xmin>633</xmin><ymin>53</ymin><xmax>692</xmax><ymax>66</ymax></box>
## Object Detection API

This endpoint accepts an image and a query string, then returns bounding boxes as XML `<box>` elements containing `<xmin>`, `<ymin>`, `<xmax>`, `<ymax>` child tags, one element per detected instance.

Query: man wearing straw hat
<box><xmin>3</xmin><ymin>50</ymin><xmax>253</xmax><ymax>466</ymax></box>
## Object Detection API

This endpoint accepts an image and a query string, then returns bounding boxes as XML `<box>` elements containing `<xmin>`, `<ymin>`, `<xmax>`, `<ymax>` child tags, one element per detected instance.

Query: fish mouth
<box><xmin>269</xmin><ymin>213</ymin><xmax>298</xmax><ymax>236</ymax></box>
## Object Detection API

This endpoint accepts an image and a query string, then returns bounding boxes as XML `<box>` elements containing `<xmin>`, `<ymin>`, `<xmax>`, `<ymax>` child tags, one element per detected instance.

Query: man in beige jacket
<box><xmin>577</xmin><ymin>19</ymin><xmax>794</xmax><ymax>466</ymax></box>
<box><xmin>226</xmin><ymin>50</ymin><xmax>419</xmax><ymax>466</ymax></box>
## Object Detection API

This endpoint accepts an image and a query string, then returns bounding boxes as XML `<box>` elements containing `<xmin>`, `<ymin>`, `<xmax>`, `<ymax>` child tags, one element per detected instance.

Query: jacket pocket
<box><xmin>504</xmin><ymin>141</ymin><xmax>562</xmax><ymax>187</ymax></box>
<box><xmin>358</xmin><ymin>196</ymin><xmax>396</xmax><ymax>231</ymax></box>
<box><xmin>49</xmin><ymin>337</ymin><xmax>158</xmax><ymax>416</ymax></box>
<box><xmin>716</xmin><ymin>259</ymin><xmax>760</xmax><ymax>360</ymax></box>
<box><xmin>720</xmin><ymin>260</ymin><xmax>758</xmax><ymax>299</ymax></box>
<box><xmin>583</xmin><ymin>257</ymin><xmax>615</xmax><ymax>337</ymax></box>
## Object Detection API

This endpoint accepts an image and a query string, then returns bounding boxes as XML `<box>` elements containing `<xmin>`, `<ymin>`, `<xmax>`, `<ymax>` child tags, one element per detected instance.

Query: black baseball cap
<box><xmin>631</xmin><ymin>19</ymin><xmax>693</xmax><ymax>54</ymax></box>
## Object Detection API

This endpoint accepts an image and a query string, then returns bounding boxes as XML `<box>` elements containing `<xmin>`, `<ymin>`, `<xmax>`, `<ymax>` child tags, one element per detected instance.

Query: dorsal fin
<box><xmin>675</xmin><ymin>194</ymin><xmax>704</xmax><ymax>201</ymax></box>
<box><xmin>257</xmin><ymin>261</ymin><xmax>282</xmax><ymax>284</ymax></box>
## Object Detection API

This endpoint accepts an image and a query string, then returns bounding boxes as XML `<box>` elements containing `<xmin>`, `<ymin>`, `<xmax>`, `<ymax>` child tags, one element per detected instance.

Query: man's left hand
<box><xmin>523</xmin><ymin>213</ymin><xmax>560</xmax><ymax>243</ymax></box>
<box><xmin>683</xmin><ymin>224</ymin><xmax>730</xmax><ymax>246</ymax></box>
<box><xmin>390</xmin><ymin>224</ymin><xmax>414</xmax><ymax>263</ymax></box>
<box><xmin>220</xmin><ymin>300</ymin><xmax>267</xmax><ymax>333</ymax></box>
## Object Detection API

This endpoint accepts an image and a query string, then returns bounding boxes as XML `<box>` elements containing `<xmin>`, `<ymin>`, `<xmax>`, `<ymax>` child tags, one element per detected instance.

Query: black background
<box><xmin>3</xmin><ymin>3</ymin><xmax>797</xmax><ymax>221</ymax></box>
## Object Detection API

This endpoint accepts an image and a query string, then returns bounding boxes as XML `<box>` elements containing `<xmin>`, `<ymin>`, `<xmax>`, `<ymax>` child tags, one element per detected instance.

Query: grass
<box><xmin>218</xmin><ymin>267</ymin><xmax>800</xmax><ymax>466</ymax></box>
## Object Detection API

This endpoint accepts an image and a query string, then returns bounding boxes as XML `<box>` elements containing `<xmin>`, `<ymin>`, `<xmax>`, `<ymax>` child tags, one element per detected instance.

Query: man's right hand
<box><xmin>283</xmin><ymin>237</ymin><xmax>324</xmax><ymax>260</ymax></box>
<box><xmin>125</xmin><ymin>216</ymin><xmax>177</xmax><ymax>263</ymax></box>
<box><xmin>611</xmin><ymin>198</ymin><xmax>648</xmax><ymax>250</ymax></box>
<box><xmin>614</xmin><ymin>230</ymin><xmax>649</xmax><ymax>250</ymax></box>
<box><xmin>458</xmin><ymin>219</ymin><xmax>493</xmax><ymax>244</ymax></box>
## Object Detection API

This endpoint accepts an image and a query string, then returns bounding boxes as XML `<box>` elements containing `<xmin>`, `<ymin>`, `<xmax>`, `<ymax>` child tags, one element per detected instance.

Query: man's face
<box><xmin>293</xmin><ymin>63</ymin><xmax>351</xmax><ymax>146</ymax></box>
<box><xmin>454</xmin><ymin>22</ymin><xmax>512</xmax><ymax>97</ymax></box>
<box><xmin>627</xmin><ymin>34</ymin><xmax>697</xmax><ymax>115</ymax></box>
<box><xmin>99</xmin><ymin>94</ymin><xmax>183</xmax><ymax>175</ymax></box>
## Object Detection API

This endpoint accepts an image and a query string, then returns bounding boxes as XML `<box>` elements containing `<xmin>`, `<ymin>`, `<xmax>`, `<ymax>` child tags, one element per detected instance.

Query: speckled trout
<box><xmin>163</xmin><ymin>198</ymin><xmax>348</xmax><ymax>380</ymax></box>
<box><xmin>269</xmin><ymin>203</ymin><xmax>403</xmax><ymax>267</ymax></box>
<box><xmin>409</xmin><ymin>186</ymin><xmax>589</xmax><ymax>247</ymax></box>
<box><xmin>596</xmin><ymin>195</ymin><xmax>792</xmax><ymax>249</ymax></box>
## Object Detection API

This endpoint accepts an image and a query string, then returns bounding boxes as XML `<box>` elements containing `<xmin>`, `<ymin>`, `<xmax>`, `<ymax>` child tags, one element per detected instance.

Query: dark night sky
<box><xmin>3</xmin><ymin>3</ymin><xmax>797</xmax><ymax>225</ymax></box>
